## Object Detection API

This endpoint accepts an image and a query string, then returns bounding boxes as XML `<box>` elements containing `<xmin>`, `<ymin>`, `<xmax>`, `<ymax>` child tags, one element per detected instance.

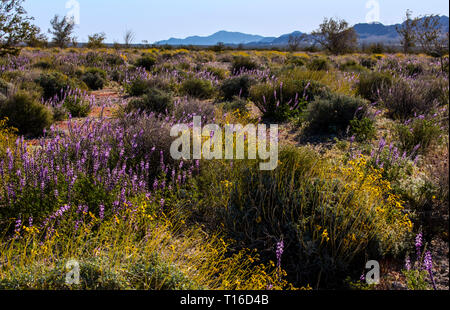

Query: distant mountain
<box><xmin>354</xmin><ymin>15</ymin><xmax>449</xmax><ymax>44</ymax></box>
<box><xmin>155</xmin><ymin>31</ymin><xmax>265</xmax><ymax>46</ymax></box>
<box><xmin>154</xmin><ymin>15</ymin><xmax>449</xmax><ymax>47</ymax></box>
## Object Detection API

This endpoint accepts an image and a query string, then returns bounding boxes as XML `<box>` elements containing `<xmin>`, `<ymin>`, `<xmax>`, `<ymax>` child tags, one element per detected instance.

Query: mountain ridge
<box><xmin>154</xmin><ymin>15</ymin><xmax>449</xmax><ymax>47</ymax></box>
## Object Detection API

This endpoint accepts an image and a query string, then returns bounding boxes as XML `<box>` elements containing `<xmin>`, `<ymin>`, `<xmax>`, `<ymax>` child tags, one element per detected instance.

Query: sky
<box><xmin>23</xmin><ymin>0</ymin><xmax>449</xmax><ymax>43</ymax></box>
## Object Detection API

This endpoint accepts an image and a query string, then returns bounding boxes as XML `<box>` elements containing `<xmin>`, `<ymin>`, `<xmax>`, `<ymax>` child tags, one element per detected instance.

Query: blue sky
<box><xmin>23</xmin><ymin>0</ymin><xmax>449</xmax><ymax>43</ymax></box>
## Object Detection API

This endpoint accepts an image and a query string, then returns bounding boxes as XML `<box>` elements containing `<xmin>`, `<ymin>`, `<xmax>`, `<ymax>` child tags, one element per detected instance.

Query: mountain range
<box><xmin>155</xmin><ymin>15</ymin><xmax>449</xmax><ymax>47</ymax></box>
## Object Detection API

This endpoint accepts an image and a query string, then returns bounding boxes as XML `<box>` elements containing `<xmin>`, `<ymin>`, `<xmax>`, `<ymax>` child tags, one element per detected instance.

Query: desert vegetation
<box><xmin>0</xmin><ymin>1</ymin><xmax>448</xmax><ymax>290</ymax></box>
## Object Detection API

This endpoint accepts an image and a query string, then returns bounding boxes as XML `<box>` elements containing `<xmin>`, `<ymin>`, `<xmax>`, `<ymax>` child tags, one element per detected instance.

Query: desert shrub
<box><xmin>135</xmin><ymin>55</ymin><xmax>157</xmax><ymax>71</ymax></box>
<box><xmin>304</xmin><ymin>92</ymin><xmax>369</xmax><ymax>134</ymax></box>
<box><xmin>105</xmin><ymin>53</ymin><xmax>125</xmax><ymax>66</ymax></box>
<box><xmin>220</xmin><ymin>97</ymin><xmax>249</xmax><ymax>113</ymax></box>
<box><xmin>356</xmin><ymin>72</ymin><xmax>393</xmax><ymax>102</ymax></box>
<box><xmin>0</xmin><ymin>92</ymin><xmax>53</xmax><ymax>137</ymax></box>
<box><xmin>231</xmin><ymin>56</ymin><xmax>258</xmax><ymax>74</ymax></box>
<box><xmin>62</xmin><ymin>95</ymin><xmax>91</xmax><ymax>118</ymax></box>
<box><xmin>206</xmin><ymin>66</ymin><xmax>227</xmax><ymax>80</ymax></box>
<box><xmin>307</xmin><ymin>57</ymin><xmax>330</xmax><ymax>71</ymax></box>
<box><xmin>181</xmin><ymin>78</ymin><xmax>215</xmax><ymax>99</ymax></box>
<box><xmin>201</xmin><ymin>147</ymin><xmax>412</xmax><ymax>287</ymax></box>
<box><xmin>339</xmin><ymin>60</ymin><xmax>368</xmax><ymax>73</ymax></box>
<box><xmin>250</xmin><ymin>79</ymin><xmax>329</xmax><ymax>121</ymax></box>
<box><xmin>404</xmin><ymin>62</ymin><xmax>424</xmax><ymax>77</ymax></box>
<box><xmin>126</xmin><ymin>88</ymin><xmax>174</xmax><ymax>115</ymax></box>
<box><xmin>36</xmin><ymin>72</ymin><xmax>84</xmax><ymax>100</ymax></box>
<box><xmin>33</xmin><ymin>60</ymin><xmax>53</xmax><ymax>70</ymax></box>
<box><xmin>349</xmin><ymin>117</ymin><xmax>376</xmax><ymax>142</ymax></box>
<box><xmin>379</xmin><ymin>78</ymin><xmax>445</xmax><ymax>120</ymax></box>
<box><xmin>395</xmin><ymin>118</ymin><xmax>442</xmax><ymax>155</ymax></box>
<box><xmin>220</xmin><ymin>75</ymin><xmax>255</xmax><ymax>101</ymax></box>
<box><xmin>286</xmin><ymin>55</ymin><xmax>306</xmax><ymax>67</ymax></box>
<box><xmin>126</xmin><ymin>78</ymin><xmax>151</xmax><ymax>97</ymax></box>
<box><xmin>360</xmin><ymin>57</ymin><xmax>377</xmax><ymax>69</ymax></box>
<box><xmin>81</xmin><ymin>67</ymin><xmax>107</xmax><ymax>90</ymax></box>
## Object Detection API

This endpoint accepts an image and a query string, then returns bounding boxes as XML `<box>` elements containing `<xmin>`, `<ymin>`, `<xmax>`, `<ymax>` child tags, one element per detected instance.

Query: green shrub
<box><xmin>250</xmin><ymin>79</ymin><xmax>329</xmax><ymax>121</ymax></box>
<box><xmin>135</xmin><ymin>55</ymin><xmax>157</xmax><ymax>71</ymax></box>
<box><xmin>220</xmin><ymin>75</ymin><xmax>255</xmax><ymax>101</ymax></box>
<box><xmin>304</xmin><ymin>92</ymin><xmax>369</xmax><ymax>134</ymax></box>
<box><xmin>360</xmin><ymin>57</ymin><xmax>377</xmax><ymax>69</ymax></box>
<box><xmin>357</xmin><ymin>72</ymin><xmax>393</xmax><ymax>102</ymax></box>
<box><xmin>181</xmin><ymin>78</ymin><xmax>215</xmax><ymax>99</ymax></box>
<box><xmin>231</xmin><ymin>56</ymin><xmax>258</xmax><ymax>74</ymax></box>
<box><xmin>33</xmin><ymin>60</ymin><xmax>53</xmax><ymax>70</ymax></box>
<box><xmin>379</xmin><ymin>78</ymin><xmax>445</xmax><ymax>120</ymax></box>
<box><xmin>63</xmin><ymin>95</ymin><xmax>91</xmax><ymax>118</ymax></box>
<box><xmin>349</xmin><ymin>117</ymin><xmax>376</xmax><ymax>142</ymax></box>
<box><xmin>204</xmin><ymin>146</ymin><xmax>411</xmax><ymax>288</ymax></box>
<box><xmin>404</xmin><ymin>62</ymin><xmax>424</xmax><ymax>77</ymax></box>
<box><xmin>36</xmin><ymin>72</ymin><xmax>84</xmax><ymax>100</ymax></box>
<box><xmin>220</xmin><ymin>97</ymin><xmax>249</xmax><ymax>113</ymax></box>
<box><xmin>0</xmin><ymin>92</ymin><xmax>53</xmax><ymax>137</ymax></box>
<box><xmin>206</xmin><ymin>66</ymin><xmax>227</xmax><ymax>80</ymax></box>
<box><xmin>81</xmin><ymin>67</ymin><xmax>107</xmax><ymax>90</ymax></box>
<box><xmin>340</xmin><ymin>60</ymin><xmax>369</xmax><ymax>73</ymax></box>
<box><xmin>395</xmin><ymin>118</ymin><xmax>442</xmax><ymax>155</ymax></box>
<box><xmin>286</xmin><ymin>56</ymin><xmax>306</xmax><ymax>67</ymax></box>
<box><xmin>127</xmin><ymin>88</ymin><xmax>174</xmax><ymax>114</ymax></box>
<box><xmin>307</xmin><ymin>57</ymin><xmax>330</xmax><ymax>71</ymax></box>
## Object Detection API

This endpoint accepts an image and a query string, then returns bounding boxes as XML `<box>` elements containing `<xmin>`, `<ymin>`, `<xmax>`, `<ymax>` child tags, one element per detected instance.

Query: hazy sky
<box><xmin>23</xmin><ymin>0</ymin><xmax>449</xmax><ymax>43</ymax></box>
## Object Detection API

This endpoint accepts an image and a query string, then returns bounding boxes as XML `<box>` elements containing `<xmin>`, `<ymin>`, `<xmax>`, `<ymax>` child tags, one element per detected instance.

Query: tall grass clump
<box><xmin>197</xmin><ymin>147</ymin><xmax>412</xmax><ymax>288</ymax></box>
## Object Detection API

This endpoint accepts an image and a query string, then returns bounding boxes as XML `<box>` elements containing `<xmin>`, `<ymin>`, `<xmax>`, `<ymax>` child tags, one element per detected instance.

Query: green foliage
<box><xmin>63</xmin><ymin>95</ymin><xmax>91</xmax><ymax>118</ymax></box>
<box><xmin>197</xmin><ymin>147</ymin><xmax>411</xmax><ymax>288</ymax></box>
<box><xmin>220</xmin><ymin>75</ymin><xmax>255</xmax><ymax>101</ymax></box>
<box><xmin>402</xmin><ymin>269</ymin><xmax>431</xmax><ymax>290</ymax></box>
<box><xmin>220</xmin><ymin>97</ymin><xmax>249</xmax><ymax>113</ymax></box>
<box><xmin>36</xmin><ymin>72</ymin><xmax>84</xmax><ymax>100</ymax></box>
<box><xmin>339</xmin><ymin>60</ymin><xmax>369</xmax><ymax>73</ymax></box>
<box><xmin>307</xmin><ymin>57</ymin><xmax>330</xmax><ymax>71</ymax></box>
<box><xmin>206</xmin><ymin>66</ymin><xmax>227</xmax><ymax>80</ymax></box>
<box><xmin>395</xmin><ymin>118</ymin><xmax>442</xmax><ymax>155</ymax></box>
<box><xmin>304</xmin><ymin>92</ymin><xmax>369</xmax><ymax>134</ymax></box>
<box><xmin>181</xmin><ymin>78</ymin><xmax>215</xmax><ymax>99</ymax></box>
<box><xmin>250</xmin><ymin>79</ymin><xmax>329</xmax><ymax>121</ymax></box>
<box><xmin>81</xmin><ymin>67</ymin><xmax>107</xmax><ymax>90</ymax></box>
<box><xmin>360</xmin><ymin>57</ymin><xmax>378</xmax><ymax>69</ymax></box>
<box><xmin>357</xmin><ymin>72</ymin><xmax>393</xmax><ymax>102</ymax></box>
<box><xmin>135</xmin><ymin>54</ymin><xmax>157</xmax><ymax>71</ymax></box>
<box><xmin>126</xmin><ymin>88</ymin><xmax>174</xmax><ymax>115</ymax></box>
<box><xmin>0</xmin><ymin>91</ymin><xmax>53</xmax><ymax>137</ymax></box>
<box><xmin>349</xmin><ymin>117</ymin><xmax>376</xmax><ymax>142</ymax></box>
<box><xmin>0</xmin><ymin>0</ymin><xmax>40</xmax><ymax>55</ymax></box>
<box><xmin>86</xmin><ymin>33</ymin><xmax>106</xmax><ymax>49</ymax></box>
<box><xmin>231</xmin><ymin>56</ymin><xmax>258</xmax><ymax>73</ymax></box>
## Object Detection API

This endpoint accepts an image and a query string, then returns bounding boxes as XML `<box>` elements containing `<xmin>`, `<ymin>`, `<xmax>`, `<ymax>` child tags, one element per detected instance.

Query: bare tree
<box><xmin>311</xmin><ymin>18</ymin><xmax>358</xmax><ymax>54</ymax></box>
<box><xmin>48</xmin><ymin>15</ymin><xmax>76</xmax><ymax>48</ymax></box>
<box><xmin>396</xmin><ymin>9</ymin><xmax>417</xmax><ymax>54</ymax></box>
<box><xmin>288</xmin><ymin>33</ymin><xmax>307</xmax><ymax>51</ymax></box>
<box><xmin>123</xmin><ymin>29</ymin><xmax>135</xmax><ymax>48</ymax></box>
<box><xmin>414</xmin><ymin>15</ymin><xmax>449</xmax><ymax>72</ymax></box>
<box><xmin>0</xmin><ymin>0</ymin><xmax>40</xmax><ymax>55</ymax></box>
